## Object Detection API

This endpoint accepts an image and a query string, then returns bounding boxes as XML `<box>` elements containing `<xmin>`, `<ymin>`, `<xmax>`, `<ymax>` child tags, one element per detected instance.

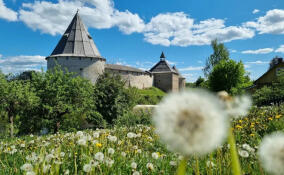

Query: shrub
<box><xmin>94</xmin><ymin>73</ymin><xmax>138</xmax><ymax>124</ymax></box>
<box><xmin>114</xmin><ymin>110</ymin><xmax>152</xmax><ymax>127</ymax></box>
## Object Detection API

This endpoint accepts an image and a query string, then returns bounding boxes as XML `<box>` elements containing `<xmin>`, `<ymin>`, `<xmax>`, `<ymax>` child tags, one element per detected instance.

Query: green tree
<box><xmin>195</xmin><ymin>76</ymin><xmax>205</xmax><ymax>87</ymax></box>
<box><xmin>0</xmin><ymin>76</ymin><xmax>39</xmax><ymax>137</ymax></box>
<box><xmin>94</xmin><ymin>73</ymin><xmax>138</xmax><ymax>124</ymax></box>
<box><xmin>203</xmin><ymin>39</ymin><xmax>230</xmax><ymax>77</ymax></box>
<box><xmin>208</xmin><ymin>59</ymin><xmax>246</xmax><ymax>94</ymax></box>
<box><xmin>26</xmin><ymin>67</ymin><xmax>96</xmax><ymax>133</ymax></box>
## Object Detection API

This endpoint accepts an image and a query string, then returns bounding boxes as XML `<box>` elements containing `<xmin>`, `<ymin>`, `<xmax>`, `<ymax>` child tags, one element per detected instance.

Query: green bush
<box><xmin>114</xmin><ymin>111</ymin><xmax>152</xmax><ymax>127</ymax></box>
<box><xmin>136</xmin><ymin>87</ymin><xmax>165</xmax><ymax>105</ymax></box>
<box><xmin>94</xmin><ymin>73</ymin><xmax>138</xmax><ymax>124</ymax></box>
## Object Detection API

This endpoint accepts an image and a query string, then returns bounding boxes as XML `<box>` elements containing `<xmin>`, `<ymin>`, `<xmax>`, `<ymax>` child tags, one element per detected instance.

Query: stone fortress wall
<box><xmin>105</xmin><ymin>69</ymin><xmax>153</xmax><ymax>89</ymax></box>
<box><xmin>47</xmin><ymin>57</ymin><xmax>105</xmax><ymax>84</ymax></box>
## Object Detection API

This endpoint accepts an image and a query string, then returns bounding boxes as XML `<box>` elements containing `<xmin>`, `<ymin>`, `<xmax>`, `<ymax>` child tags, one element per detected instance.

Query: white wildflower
<box><xmin>153</xmin><ymin>89</ymin><xmax>228</xmax><ymax>156</ymax></box>
<box><xmin>77</xmin><ymin>138</ymin><xmax>87</xmax><ymax>146</ymax></box>
<box><xmin>169</xmin><ymin>161</ymin><xmax>177</xmax><ymax>166</ymax></box>
<box><xmin>108</xmin><ymin>135</ymin><xmax>117</xmax><ymax>142</ymax></box>
<box><xmin>26</xmin><ymin>171</ymin><xmax>36</xmax><ymax>175</ymax></box>
<box><xmin>93</xmin><ymin>132</ymin><xmax>100</xmax><ymax>138</ymax></box>
<box><xmin>121</xmin><ymin>152</ymin><xmax>126</xmax><ymax>157</ymax></box>
<box><xmin>60</xmin><ymin>152</ymin><xmax>65</xmax><ymax>157</ymax></box>
<box><xmin>20</xmin><ymin>143</ymin><xmax>25</xmax><ymax>148</ymax></box>
<box><xmin>152</xmin><ymin>152</ymin><xmax>159</xmax><ymax>159</ymax></box>
<box><xmin>64</xmin><ymin>170</ymin><xmax>70</xmax><ymax>175</ymax></box>
<box><xmin>45</xmin><ymin>154</ymin><xmax>54</xmax><ymax>162</ymax></box>
<box><xmin>95</xmin><ymin>152</ymin><xmax>104</xmax><ymax>162</ymax></box>
<box><xmin>105</xmin><ymin>158</ymin><xmax>114</xmax><ymax>167</ymax></box>
<box><xmin>206</xmin><ymin>161</ymin><xmax>215</xmax><ymax>167</ymax></box>
<box><xmin>20</xmin><ymin>163</ymin><xmax>33</xmax><ymax>172</ymax></box>
<box><xmin>146</xmin><ymin>163</ymin><xmax>154</xmax><ymax>170</ymax></box>
<box><xmin>217</xmin><ymin>91</ymin><xmax>251</xmax><ymax>118</ymax></box>
<box><xmin>127</xmin><ymin>132</ymin><xmax>137</xmax><ymax>138</ymax></box>
<box><xmin>242</xmin><ymin>143</ymin><xmax>255</xmax><ymax>153</ymax></box>
<box><xmin>76</xmin><ymin>131</ymin><xmax>84</xmax><ymax>137</ymax></box>
<box><xmin>108</xmin><ymin>148</ymin><xmax>115</xmax><ymax>155</ymax></box>
<box><xmin>137</xmin><ymin>149</ymin><xmax>142</xmax><ymax>154</ymax></box>
<box><xmin>43</xmin><ymin>164</ymin><xmax>51</xmax><ymax>173</ymax></box>
<box><xmin>238</xmin><ymin>149</ymin><xmax>249</xmax><ymax>158</ymax></box>
<box><xmin>131</xmin><ymin>162</ymin><xmax>137</xmax><ymax>169</ymax></box>
<box><xmin>90</xmin><ymin>160</ymin><xmax>99</xmax><ymax>167</ymax></box>
<box><xmin>259</xmin><ymin>132</ymin><xmax>284</xmax><ymax>174</ymax></box>
<box><xmin>133</xmin><ymin>171</ymin><xmax>140</xmax><ymax>175</ymax></box>
<box><xmin>83</xmin><ymin>164</ymin><xmax>92</xmax><ymax>173</ymax></box>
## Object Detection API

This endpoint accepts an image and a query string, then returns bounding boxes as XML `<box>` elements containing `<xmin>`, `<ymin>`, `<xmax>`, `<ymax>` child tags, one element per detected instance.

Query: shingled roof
<box><xmin>149</xmin><ymin>52</ymin><xmax>176</xmax><ymax>73</ymax></box>
<box><xmin>105</xmin><ymin>64</ymin><xmax>146</xmax><ymax>73</ymax></box>
<box><xmin>47</xmin><ymin>12</ymin><xmax>103</xmax><ymax>59</ymax></box>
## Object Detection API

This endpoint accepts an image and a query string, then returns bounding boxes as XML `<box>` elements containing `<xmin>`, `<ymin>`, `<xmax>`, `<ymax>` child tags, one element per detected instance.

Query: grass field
<box><xmin>0</xmin><ymin>104</ymin><xmax>283</xmax><ymax>175</ymax></box>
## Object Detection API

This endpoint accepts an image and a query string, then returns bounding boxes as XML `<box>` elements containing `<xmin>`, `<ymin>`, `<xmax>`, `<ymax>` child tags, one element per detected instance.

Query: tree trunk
<box><xmin>54</xmin><ymin>121</ymin><xmax>60</xmax><ymax>134</ymax></box>
<box><xmin>9</xmin><ymin>116</ymin><xmax>14</xmax><ymax>138</ymax></box>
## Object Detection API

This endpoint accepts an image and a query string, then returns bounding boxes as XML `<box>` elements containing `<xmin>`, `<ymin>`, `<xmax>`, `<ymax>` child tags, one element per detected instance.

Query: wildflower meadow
<box><xmin>0</xmin><ymin>95</ymin><xmax>283</xmax><ymax>175</ymax></box>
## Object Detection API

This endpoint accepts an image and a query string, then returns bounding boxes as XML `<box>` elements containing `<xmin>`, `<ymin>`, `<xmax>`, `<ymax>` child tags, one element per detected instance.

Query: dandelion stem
<box><xmin>195</xmin><ymin>155</ymin><xmax>200</xmax><ymax>175</ymax></box>
<box><xmin>228</xmin><ymin>127</ymin><xmax>241</xmax><ymax>175</ymax></box>
<box><xmin>176</xmin><ymin>157</ymin><xmax>188</xmax><ymax>175</ymax></box>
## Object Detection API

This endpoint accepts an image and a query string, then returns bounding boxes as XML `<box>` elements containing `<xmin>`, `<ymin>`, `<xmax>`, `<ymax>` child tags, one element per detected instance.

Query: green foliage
<box><xmin>252</xmin><ymin>72</ymin><xmax>284</xmax><ymax>105</ymax></box>
<box><xmin>114</xmin><ymin>111</ymin><xmax>152</xmax><ymax>127</ymax></box>
<box><xmin>94</xmin><ymin>73</ymin><xmax>137</xmax><ymax>124</ymax></box>
<box><xmin>208</xmin><ymin>59</ymin><xmax>246</xmax><ymax>94</ymax></box>
<box><xmin>19</xmin><ymin>66</ymin><xmax>96</xmax><ymax>134</ymax></box>
<box><xmin>0</xmin><ymin>74</ymin><xmax>39</xmax><ymax>137</ymax></box>
<box><xmin>195</xmin><ymin>76</ymin><xmax>205</xmax><ymax>87</ymax></box>
<box><xmin>136</xmin><ymin>87</ymin><xmax>165</xmax><ymax>105</ymax></box>
<box><xmin>203</xmin><ymin>39</ymin><xmax>230</xmax><ymax>77</ymax></box>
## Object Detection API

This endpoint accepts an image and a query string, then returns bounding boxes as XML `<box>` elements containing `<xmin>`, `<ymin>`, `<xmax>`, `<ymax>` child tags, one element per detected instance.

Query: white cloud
<box><xmin>179</xmin><ymin>66</ymin><xmax>204</xmax><ymax>71</ymax></box>
<box><xmin>0</xmin><ymin>55</ymin><xmax>46</xmax><ymax>74</ymax></box>
<box><xmin>241</xmin><ymin>48</ymin><xmax>274</xmax><ymax>54</ymax></box>
<box><xmin>275</xmin><ymin>45</ymin><xmax>284</xmax><ymax>53</ymax></box>
<box><xmin>244</xmin><ymin>9</ymin><xmax>284</xmax><ymax>34</ymax></box>
<box><xmin>229</xmin><ymin>49</ymin><xmax>237</xmax><ymax>53</ymax></box>
<box><xmin>252</xmin><ymin>9</ymin><xmax>260</xmax><ymax>14</ymax></box>
<box><xmin>0</xmin><ymin>0</ymin><xmax>18</xmax><ymax>21</ymax></box>
<box><xmin>245</xmin><ymin>60</ymin><xmax>269</xmax><ymax>64</ymax></box>
<box><xmin>19</xmin><ymin>0</ymin><xmax>144</xmax><ymax>35</ymax></box>
<box><xmin>144</xmin><ymin>13</ymin><xmax>254</xmax><ymax>46</ymax></box>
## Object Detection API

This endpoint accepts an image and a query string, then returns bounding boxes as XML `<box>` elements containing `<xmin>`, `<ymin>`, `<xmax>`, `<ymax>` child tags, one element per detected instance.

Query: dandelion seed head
<box><xmin>95</xmin><ymin>152</ymin><xmax>104</xmax><ymax>162</ymax></box>
<box><xmin>20</xmin><ymin>163</ymin><xmax>33</xmax><ymax>172</ymax></box>
<box><xmin>153</xmin><ymin>89</ymin><xmax>228</xmax><ymax>156</ymax></box>
<box><xmin>259</xmin><ymin>132</ymin><xmax>284</xmax><ymax>175</ymax></box>
<box><xmin>131</xmin><ymin>162</ymin><xmax>137</xmax><ymax>169</ymax></box>
<box><xmin>238</xmin><ymin>149</ymin><xmax>249</xmax><ymax>158</ymax></box>
<box><xmin>83</xmin><ymin>164</ymin><xmax>92</xmax><ymax>173</ymax></box>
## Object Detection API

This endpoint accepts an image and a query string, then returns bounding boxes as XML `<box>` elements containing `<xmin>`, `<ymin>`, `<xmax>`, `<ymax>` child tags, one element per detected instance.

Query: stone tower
<box><xmin>150</xmin><ymin>52</ymin><xmax>185</xmax><ymax>92</ymax></box>
<box><xmin>46</xmin><ymin>11</ymin><xmax>105</xmax><ymax>83</ymax></box>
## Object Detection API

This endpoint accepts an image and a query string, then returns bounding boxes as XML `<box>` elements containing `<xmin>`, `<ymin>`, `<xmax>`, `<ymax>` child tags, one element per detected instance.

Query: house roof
<box><xmin>254</xmin><ymin>60</ymin><xmax>284</xmax><ymax>84</ymax></box>
<box><xmin>105</xmin><ymin>64</ymin><xmax>147</xmax><ymax>73</ymax></box>
<box><xmin>47</xmin><ymin>12</ymin><xmax>103</xmax><ymax>59</ymax></box>
<box><xmin>150</xmin><ymin>52</ymin><xmax>177</xmax><ymax>73</ymax></box>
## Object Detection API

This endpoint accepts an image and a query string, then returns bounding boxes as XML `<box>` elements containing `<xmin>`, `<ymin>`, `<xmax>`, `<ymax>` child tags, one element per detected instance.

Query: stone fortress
<box><xmin>46</xmin><ymin>12</ymin><xmax>185</xmax><ymax>92</ymax></box>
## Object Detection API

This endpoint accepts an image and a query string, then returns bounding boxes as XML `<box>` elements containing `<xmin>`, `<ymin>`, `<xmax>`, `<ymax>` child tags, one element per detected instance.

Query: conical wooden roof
<box><xmin>49</xmin><ymin>12</ymin><xmax>102</xmax><ymax>58</ymax></box>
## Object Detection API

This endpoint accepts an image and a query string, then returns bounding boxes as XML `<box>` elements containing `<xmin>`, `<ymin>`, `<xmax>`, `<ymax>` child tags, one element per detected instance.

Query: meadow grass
<box><xmin>0</xmin><ymin>104</ymin><xmax>283</xmax><ymax>175</ymax></box>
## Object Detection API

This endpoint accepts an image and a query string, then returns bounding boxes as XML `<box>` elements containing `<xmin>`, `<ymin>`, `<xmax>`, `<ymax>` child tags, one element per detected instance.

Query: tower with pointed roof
<box><xmin>46</xmin><ymin>11</ymin><xmax>106</xmax><ymax>83</ymax></box>
<box><xmin>149</xmin><ymin>52</ymin><xmax>185</xmax><ymax>92</ymax></box>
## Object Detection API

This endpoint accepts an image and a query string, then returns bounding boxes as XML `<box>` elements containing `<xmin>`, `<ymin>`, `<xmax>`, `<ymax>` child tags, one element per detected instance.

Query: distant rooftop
<box><xmin>105</xmin><ymin>64</ymin><xmax>147</xmax><ymax>73</ymax></box>
<box><xmin>47</xmin><ymin>12</ymin><xmax>103</xmax><ymax>59</ymax></box>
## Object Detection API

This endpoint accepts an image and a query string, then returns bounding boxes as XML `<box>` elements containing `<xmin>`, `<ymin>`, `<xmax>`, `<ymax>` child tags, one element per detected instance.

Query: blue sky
<box><xmin>0</xmin><ymin>0</ymin><xmax>284</xmax><ymax>82</ymax></box>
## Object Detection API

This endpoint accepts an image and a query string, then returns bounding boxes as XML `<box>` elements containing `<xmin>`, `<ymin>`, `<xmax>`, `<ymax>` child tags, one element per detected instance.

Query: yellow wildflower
<box><xmin>275</xmin><ymin>115</ymin><xmax>281</xmax><ymax>119</ymax></box>
<box><xmin>96</xmin><ymin>143</ymin><xmax>102</xmax><ymax>147</ymax></box>
<box><xmin>250</xmin><ymin>133</ymin><xmax>255</xmax><ymax>137</ymax></box>
<box><xmin>268</xmin><ymin>117</ymin><xmax>273</xmax><ymax>121</ymax></box>
<box><xmin>236</xmin><ymin>125</ymin><xmax>242</xmax><ymax>129</ymax></box>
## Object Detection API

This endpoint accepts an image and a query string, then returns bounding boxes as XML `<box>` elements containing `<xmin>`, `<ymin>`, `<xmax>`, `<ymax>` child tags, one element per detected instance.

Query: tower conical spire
<box><xmin>160</xmin><ymin>52</ymin><xmax>166</xmax><ymax>60</ymax></box>
<box><xmin>49</xmin><ymin>12</ymin><xmax>102</xmax><ymax>58</ymax></box>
